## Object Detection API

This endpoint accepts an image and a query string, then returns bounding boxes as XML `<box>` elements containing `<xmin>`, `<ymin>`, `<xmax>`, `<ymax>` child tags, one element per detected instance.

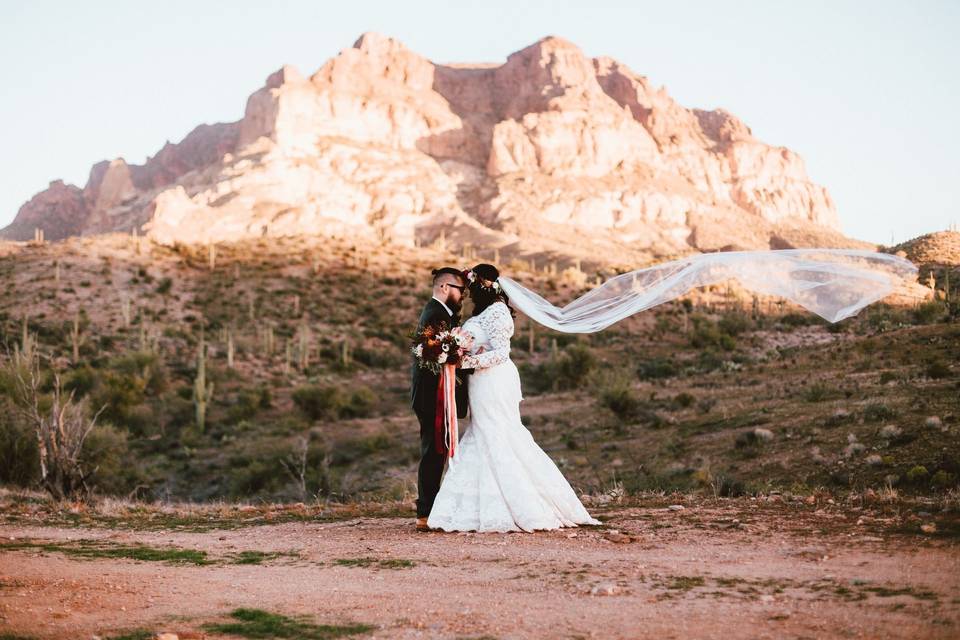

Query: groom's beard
<box><xmin>446</xmin><ymin>296</ymin><xmax>463</xmax><ymax>314</ymax></box>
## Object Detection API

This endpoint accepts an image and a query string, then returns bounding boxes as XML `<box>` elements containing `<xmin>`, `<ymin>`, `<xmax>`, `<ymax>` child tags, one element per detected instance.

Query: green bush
<box><xmin>863</xmin><ymin>402</ymin><xmax>896</xmax><ymax>422</ymax></box>
<box><xmin>636</xmin><ymin>357</ymin><xmax>678</xmax><ymax>380</ymax></box>
<box><xmin>926</xmin><ymin>360</ymin><xmax>950</xmax><ymax>379</ymax></box>
<box><xmin>353</xmin><ymin>345</ymin><xmax>405</xmax><ymax>369</ymax></box>
<box><xmin>598</xmin><ymin>385</ymin><xmax>644</xmax><ymax>421</ymax></box>
<box><xmin>912</xmin><ymin>301</ymin><xmax>946</xmax><ymax>325</ymax></box>
<box><xmin>718</xmin><ymin>312</ymin><xmax>752</xmax><ymax>337</ymax></box>
<box><xmin>690</xmin><ymin>315</ymin><xmax>736</xmax><ymax>351</ymax></box>
<box><xmin>905</xmin><ymin>465</ymin><xmax>929</xmax><ymax>483</ymax></box>
<box><xmin>342</xmin><ymin>386</ymin><xmax>376</xmax><ymax>419</ymax></box>
<box><xmin>292</xmin><ymin>385</ymin><xmax>343</xmax><ymax>420</ymax></box>
<box><xmin>64</xmin><ymin>365</ymin><xmax>98</xmax><ymax>397</ymax></box>
<box><xmin>931</xmin><ymin>470</ymin><xmax>957</xmax><ymax>489</ymax></box>
<box><xmin>0</xmin><ymin>404</ymin><xmax>38</xmax><ymax>486</ymax></box>
<box><xmin>80</xmin><ymin>423</ymin><xmax>142</xmax><ymax>495</ymax></box>
<box><xmin>672</xmin><ymin>392</ymin><xmax>696</xmax><ymax>409</ymax></box>
<box><xmin>803</xmin><ymin>383</ymin><xmax>831</xmax><ymax>402</ymax></box>
<box><xmin>780</xmin><ymin>312</ymin><xmax>816</xmax><ymax>328</ymax></box>
<box><xmin>555</xmin><ymin>344</ymin><xmax>596</xmax><ymax>390</ymax></box>
<box><xmin>292</xmin><ymin>384</ymin><xmax>377</xmax><ymax>421</ymax></box>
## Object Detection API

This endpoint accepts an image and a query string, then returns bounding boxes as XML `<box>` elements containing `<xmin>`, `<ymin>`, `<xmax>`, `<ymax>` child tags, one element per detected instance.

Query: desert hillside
<box><xmin>0</xmin><ymin>231</ymin><xmax>954</xmax><ymax>506</ymax></box>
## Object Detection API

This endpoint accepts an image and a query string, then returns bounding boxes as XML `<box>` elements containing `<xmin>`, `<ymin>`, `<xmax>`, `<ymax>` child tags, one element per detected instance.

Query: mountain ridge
<box><xmin>2</xmin><ymin>32</ymin><xmax>870</xmax><ymax>261</ymax></box>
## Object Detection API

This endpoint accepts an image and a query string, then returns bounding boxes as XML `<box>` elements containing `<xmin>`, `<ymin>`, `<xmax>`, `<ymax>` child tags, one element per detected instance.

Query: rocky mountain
<box><xmin>2</xmin><ymin>33</ymin><xmax>867</xmax><ymax>259</ymax></box>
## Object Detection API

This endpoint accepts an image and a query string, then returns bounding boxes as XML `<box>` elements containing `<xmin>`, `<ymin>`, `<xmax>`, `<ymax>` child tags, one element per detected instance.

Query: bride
<box><xmin>424</xmin><ymin>249</ymin><xmax>917</xmax><ymax>532</ymax></box>
<box><xmin>427</xmin><ymin>263</ymin><xmax>602</xmax><ymax>533</ymax></box>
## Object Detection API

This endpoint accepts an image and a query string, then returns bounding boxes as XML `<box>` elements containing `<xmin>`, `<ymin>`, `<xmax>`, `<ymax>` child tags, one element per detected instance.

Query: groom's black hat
<box><xmin>431</xmin><ymin>266</ymin><xmax>465</xmax><ymax>282</ymax></box>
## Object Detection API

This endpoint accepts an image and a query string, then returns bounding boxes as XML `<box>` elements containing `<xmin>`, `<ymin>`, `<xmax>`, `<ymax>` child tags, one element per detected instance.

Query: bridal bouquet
<box><xmin>411</xmin><ymin>323</ymin><xmax>474</xmax><ymax>374</ymax></box>
<box><xmin>411</xmin><ymin>322</ymin><xmax>474</xmax><ymax>463</ymax></box>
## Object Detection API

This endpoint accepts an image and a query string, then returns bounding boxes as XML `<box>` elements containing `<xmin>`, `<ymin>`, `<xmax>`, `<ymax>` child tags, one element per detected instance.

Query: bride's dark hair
<box><xmin>468</xmin><ymin>263</ymin><xmax>516</xmax><ymax>318</ymax></box>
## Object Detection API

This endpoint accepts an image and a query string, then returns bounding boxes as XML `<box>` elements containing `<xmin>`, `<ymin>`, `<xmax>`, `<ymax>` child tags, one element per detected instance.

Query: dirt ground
<box><xmin>1</xmin><ymin>499</ymin><xmax>958</xmax><ymax>640</ymax></box>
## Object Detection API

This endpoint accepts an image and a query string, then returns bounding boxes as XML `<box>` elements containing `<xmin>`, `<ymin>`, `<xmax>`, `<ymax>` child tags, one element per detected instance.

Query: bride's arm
<box><xmin>460</xmin><ymin>304</ymin><xmax>513</xmax><ymax>370</ymax></box>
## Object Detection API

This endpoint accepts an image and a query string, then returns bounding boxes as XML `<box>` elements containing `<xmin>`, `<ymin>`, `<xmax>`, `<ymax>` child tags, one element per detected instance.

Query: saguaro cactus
<box><xmin>298</xmin><ymin>322</ymin><xmax>310</xmax><ymax>370</ymax></box>
<box><xmin>70</xmin><ymin>311</ymin><xmax>85</xmax><ymax>364</ymax></box>
<box><xmin>193</xmin><ymin>329</ymin><xmax>214</xmax><ymax>432</ymax></box>
<box><xmin>226</xmin><ymin>328</ymin><xmax>235</xmax><ymax>368</ymax></box>
<box><xmin>120</xmin><ymin>296</ymin><xmax>131</xmax><ymax>328</ymax></box>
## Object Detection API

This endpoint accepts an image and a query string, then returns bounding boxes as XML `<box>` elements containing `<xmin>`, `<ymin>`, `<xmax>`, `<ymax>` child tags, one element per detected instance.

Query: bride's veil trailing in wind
<box><xmin>498</xmin><ymin>249</ymin><xmax>918</xmax><ymax>333</ymax></box>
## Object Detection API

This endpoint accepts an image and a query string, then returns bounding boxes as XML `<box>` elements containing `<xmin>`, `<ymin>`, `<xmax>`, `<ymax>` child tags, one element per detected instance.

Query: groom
<box><xmin>411</xmin><ymin>267</ymin><xmax>470</xmax><ymax>532</ymax></box>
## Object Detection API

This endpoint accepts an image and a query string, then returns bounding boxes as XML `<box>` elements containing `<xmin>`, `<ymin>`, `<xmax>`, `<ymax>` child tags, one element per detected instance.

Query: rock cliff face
<box><xmin>2</xmin><ymin>33</ymin><xmax>861</xmax><ymax>257</ymax></box>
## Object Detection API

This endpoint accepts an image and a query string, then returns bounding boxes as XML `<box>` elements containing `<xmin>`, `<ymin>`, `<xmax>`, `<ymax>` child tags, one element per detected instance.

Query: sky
<box><xmin>1</xmin><ymin>0</ymin><xmax>957</xmax><ymax>245</ymax></box>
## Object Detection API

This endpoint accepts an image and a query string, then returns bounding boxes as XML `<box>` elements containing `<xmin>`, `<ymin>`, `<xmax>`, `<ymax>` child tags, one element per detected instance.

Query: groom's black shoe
<box><xmin>415</xmin><ymin>517</ymin><xmax>433</xmax><ymax>532</ymax></box>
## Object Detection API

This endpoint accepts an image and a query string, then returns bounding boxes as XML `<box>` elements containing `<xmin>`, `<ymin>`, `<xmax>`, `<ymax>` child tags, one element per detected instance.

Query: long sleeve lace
<box><xmin>461</xmin><ymin>302</ymin><xmax>513</xmax><ymax>370</ymax></box>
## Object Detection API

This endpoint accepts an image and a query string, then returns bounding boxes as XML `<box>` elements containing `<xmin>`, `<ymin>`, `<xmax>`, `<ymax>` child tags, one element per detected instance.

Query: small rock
<box><xmin>604</xmin><ymin>532</ymin><xmax>633</xmax><ymax>544</ymax></box>
<box><xmin>810</xmin><ymin>446</ymin><xmax>829</xmax><ymax>465</ymax></box>
<box><xmin>753</xmin><ymin>428</ymin><xmax>774</xmax><ymax>442</ymax></box>
<box><xmin>925</xmin><ymin>416</ymin><xmax>943</xmax><ymax>430</ymax></box>
<box><xmin>667</xmin><ymin>504</ymin><xmax>685</xmax><ymax>511</ymax></box>
<box><xmin>590</xmin><ymin>583</ymin><xmax>619</xmax><ymax>596</ymax></box>
<box><xmin>879</xmin><ymin>425</ymin><xmax>902</xmax><ymax>439</ymax></box>
<box><xmin>155</xmin><ymin>634</ymin><xmax>180</xmax><ymax>640</ymax></box>
<box><xmin>843</xmin><ymin>442</ymin><xmax>866</xmax><ymax>458</ymax></box>
<box><xmin>760</xmin><ymin>594</ymin><xmax>775</xmax><ymax>603</ymax></box>
<box><xmin>865</xmin><ymin>454</ymin><xmax>883</xmax><ymax>466</ymax></box>
<box><xmin>920</xmin><ymin>523</ymin><xmax>937</xmax><ymax>534</ymax></box>
<box><xmin>847</xmin><ymin>433</ymin><xmax>858</xmax><ymax>443</ymax></box>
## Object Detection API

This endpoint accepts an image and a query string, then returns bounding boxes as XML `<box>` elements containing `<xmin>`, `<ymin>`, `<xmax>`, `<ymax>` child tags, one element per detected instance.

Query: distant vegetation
<box><xmin>0</xmin><ymin>234</ymin><xmax>957</xmax><ymax>504</ymax></box>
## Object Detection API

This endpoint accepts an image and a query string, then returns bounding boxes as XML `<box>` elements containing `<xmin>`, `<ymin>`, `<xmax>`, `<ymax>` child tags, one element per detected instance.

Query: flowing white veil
<box><xmin>498</xmin><ymin>249</ymin><xmax>918</xmax><ymax>333</ymax></box>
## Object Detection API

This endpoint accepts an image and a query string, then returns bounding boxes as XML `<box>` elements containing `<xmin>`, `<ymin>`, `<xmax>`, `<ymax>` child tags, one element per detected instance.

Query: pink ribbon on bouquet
<box><xmin>433</xmin><ymin>363</ymin><xmax>459</xmax><ymax>464</ymax></box>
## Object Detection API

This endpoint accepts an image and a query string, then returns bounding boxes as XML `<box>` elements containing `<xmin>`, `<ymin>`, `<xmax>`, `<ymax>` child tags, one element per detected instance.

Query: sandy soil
<box><xmin>1</xmin><ymin>501</ymin><xmax>958</xmax><ymax>640</ymax></box>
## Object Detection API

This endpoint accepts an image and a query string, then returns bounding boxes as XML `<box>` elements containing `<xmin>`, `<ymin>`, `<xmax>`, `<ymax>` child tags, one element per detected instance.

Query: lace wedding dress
<box><xmin>426</xmin><ymin>301</ymin><xmax>602</xmax><ymax>533</ymax></box>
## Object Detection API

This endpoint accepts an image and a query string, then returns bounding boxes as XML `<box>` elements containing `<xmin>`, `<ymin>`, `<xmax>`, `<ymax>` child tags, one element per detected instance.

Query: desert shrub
<box><xmin>905</xmin><ymin>465</ymin><xmax>929</xmax><ymax>484</ymax></box>
<box><xmin>863</xmin><ymin>402</ymin><xmax>896</xmax><ymax>422</ymax></box>
<box><xmin>931</xmin><ymin>470</ymin><xmax>957</xmax><ymax>489</ymax></box>
<box><xmin>555</xmin><ymin>344</ymin><xmax>596</xmax><ymax>389</ymax></box>
<box><xmin>519</xmin><ymin>343</ymin><xmax>597</xmax><ymax>394</ymax></box>
<box><xmin>672</xmin><ymin>392</ymin><xmax>696</xmax><ymax>409</ymax></box>
<box><xmin>689</xmin><ymin>315</ymin><xmax>736</xmax><ymax>351</ymax></box>
<box><xmin>912</xmin><ymin>301</ymin><xmax>946</xmax><ymax>325</ymax></box>
<box><xmin>718</xmin><ymin>312</ymin><xmax>752</xmax><ymax>337</ymax></box>
<box><xmin>226</xmin><ymin>442</ymin><xmax>290</xmax><ymax>497</ymax></box>
<box><xmin>79</xmin><ymin>423</ymin><xmax>142</xmax><ymax>495</ymax></box>
<box><xmin>636</xmin><ymin>357</ymin><xmax>678</xmax><ymax>380</ymax></box>
<box><xmin>341</xmin><ymin>386</ymin><xmax>376</xmax><ymax>418</ymax></box>
<box><xmin>0</xmin><ymin>404</ymin><xmax>39</xmax><ymax>485</ymax></box>
<box><xmin>292</xmin><ymin>385</ymin><xmax>343</xmax><ymax>420</ymax></box>
<box><xmin>90</xmin><ymin>371</ymin><xmax>147</xmax><ymax>432</ymax></box>
<box><xmin>353</xmin><ymin>345</ymin><xmax>405</xmax><ymax>369</ymax></box>
<box><xmin>878</xmin><ymin>371</ymin><xmax>897</xmax><ymax>384</ymax></box>
<box><xmin>779</xmin><ymin>312</ymin><xmax>817</xmax><ymax>328</ymax></box>
<box><xmin>64</xmin><ymin>365</ymin><xmax>98</xmax><ymax>397</ymax></box>
<box><xmin>803</xmin><ymin>383</ymin><xmax>831</xmax><ymax>402</ymax></box>
<box><xmin>597</xmin><ymin>384</ymin><xmax>644</xmax><ymax>422</ymax></box>
<box><xmin>292</xmin><ymin>384</ymin><xmax>376</xmax><ymax>421</ymax></box>
<box><xmin>227</xmin><ymin>388</ymin><xmax>264</xmax><ymax>423</ymax></box>
<box><xmin>926</xmin><ymin>360</ymin><xmax>950</xmax><ymax>379</ymax></box>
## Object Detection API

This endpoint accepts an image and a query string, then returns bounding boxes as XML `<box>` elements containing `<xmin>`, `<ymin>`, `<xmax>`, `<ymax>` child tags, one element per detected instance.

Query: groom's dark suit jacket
<box><xmin>410</xmin><ymin>298</ymin><xmax>469</xmax><ymax>420</ymax></box>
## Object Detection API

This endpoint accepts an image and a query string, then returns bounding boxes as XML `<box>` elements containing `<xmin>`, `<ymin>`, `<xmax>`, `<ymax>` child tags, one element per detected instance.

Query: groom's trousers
<box><xmin>414</xmin><ymin>405</ymin><xmax>445</xmax><ymax>518</ymax></box>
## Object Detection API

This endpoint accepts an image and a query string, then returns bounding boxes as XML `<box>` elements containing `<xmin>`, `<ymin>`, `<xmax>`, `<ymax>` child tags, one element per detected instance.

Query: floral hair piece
<box><xmin>463</xmin><ymin>269</ymin><xmax>500</xmax><ymax>292</ymax></box>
